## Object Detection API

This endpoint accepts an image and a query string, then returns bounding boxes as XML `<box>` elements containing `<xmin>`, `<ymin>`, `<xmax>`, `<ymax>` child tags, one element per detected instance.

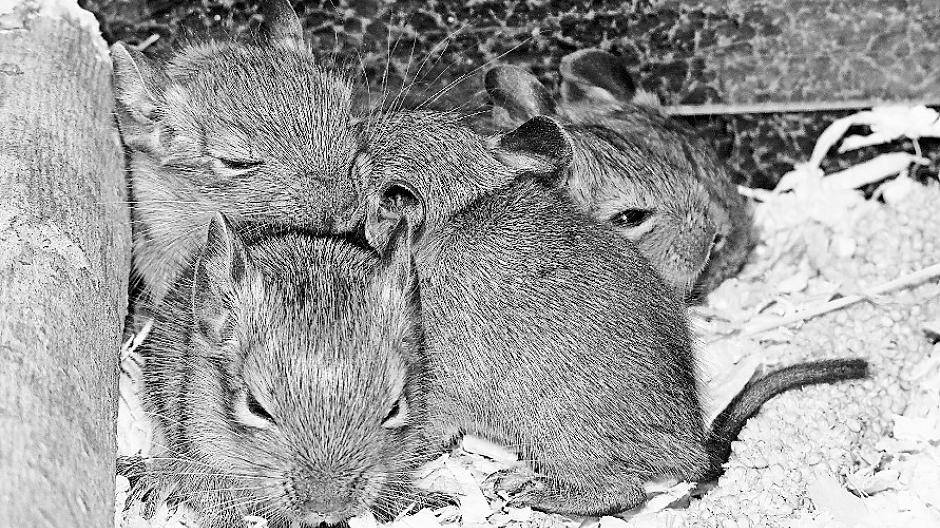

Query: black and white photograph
<box><xmin>1</xmin><ymin>0</ymin><xmax>938</xmax><ymax>526</ymax></box>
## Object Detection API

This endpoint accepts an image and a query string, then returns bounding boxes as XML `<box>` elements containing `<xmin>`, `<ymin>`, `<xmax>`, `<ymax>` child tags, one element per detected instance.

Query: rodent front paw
<box><xmin>485</xmin><ymin>466</ymin><xmax>545</xmax><ymax>500</ymax></box>
<box><xmin>117</xmin><ymin>455</ymin><xmax>178</xmax><ymax>519</ymax></box>
<box><xmin>373</xmin><ymin>484</ymin><xmax>457</xmax><ymax>521</ymax></box>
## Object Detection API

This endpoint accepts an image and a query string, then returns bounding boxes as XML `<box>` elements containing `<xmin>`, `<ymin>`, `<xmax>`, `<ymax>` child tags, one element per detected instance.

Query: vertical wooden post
<box><xmin>0</xmin><ymin>1</ymin><xmax>130</xmax><ymax>526</ymax></box>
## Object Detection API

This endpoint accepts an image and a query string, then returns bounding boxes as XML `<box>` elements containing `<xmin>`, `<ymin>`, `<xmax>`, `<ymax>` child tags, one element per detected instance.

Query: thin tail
<box><xmin>704</xmin><ymin>358</ymin><xmax>869</xmax><ymax>480</ymax></box>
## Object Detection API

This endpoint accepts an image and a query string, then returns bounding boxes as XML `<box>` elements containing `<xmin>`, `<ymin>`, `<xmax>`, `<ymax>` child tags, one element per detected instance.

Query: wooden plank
<box><xmin>0</xmin><ymin>1</ymin><xmax>131</xmax><ymax>526</ymax></box>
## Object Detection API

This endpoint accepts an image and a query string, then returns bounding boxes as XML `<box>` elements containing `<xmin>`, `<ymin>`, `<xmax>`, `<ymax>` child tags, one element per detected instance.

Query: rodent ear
<box><xmin>111</xmin><ymin>43</ymin><xmax>162</xmax><ymax>144</ymax></box>
<box><xmin>257</xmin><ymin>0</ymin><xmax>305</xmax><ymax>49</ymax></box>
<box><xmin>192</xmin><ymin>213</ymin><xmax>249</xmax><ymax>341</ymax></box>
<box><xmin>490</xmin><ymin>115</ymin><xmax>573</xmax><ymax>176</ymax></box>
<box><xmin>559</xmin><ymin>48</ymin><xmax>637</xmax><ymax>105</ymax></box>
<box><xmin>364</xmin><ymin>181</ymin><xmax>426</xmax><ymax>258</ymax></box>
<box><xmin>484</xmin><ymin>65</ymin><xmax>557</xmax><ymax>125</ymax></box>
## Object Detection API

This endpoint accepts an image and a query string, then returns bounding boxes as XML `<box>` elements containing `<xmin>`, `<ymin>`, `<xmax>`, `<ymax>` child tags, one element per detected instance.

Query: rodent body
<box><xmin>139</xmin><ymin>214</ymin><xmax>431</xmax><ymax>527</ymax></box>
<box><xmin>483</xmin><ymin>55</ymin><xmax>755</xmax><ymax>300</ymax></box>
<box><xmin>112</xmin><ymin>11</ymin><xmax>360</xmax><ymax>306</ymax></box>
<box><xmin>416</xmin><ymin>179</ymin><xmax>708</xmax><ymax>514</ymax></box>
<box><xmin>360</xmin><ymin>113</ymin><xmax>868</xmax><ymax>515</ymax></box>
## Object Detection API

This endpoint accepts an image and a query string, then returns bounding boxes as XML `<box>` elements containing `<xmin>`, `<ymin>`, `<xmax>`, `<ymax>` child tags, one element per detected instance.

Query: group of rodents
<box><xmin>111</xmin><ymin>2</ymin><xmax>868</xmax><ymax>527</ymax></box>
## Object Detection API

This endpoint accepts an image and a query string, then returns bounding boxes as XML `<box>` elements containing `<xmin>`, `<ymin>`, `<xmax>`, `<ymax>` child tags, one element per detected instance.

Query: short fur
<box><xmin>483</xmin><ymin>56</ymin><xmax>756</xmax><ymax>301</ymax></box>
<box><xmin>361</xmin><ymin>114</ymin><xmax>867</xmax><ymax>515</ymax></box>
<box><xmin>138</xmin><ymin>214</ymin><xmax>432</xmax><ymax>527</ymax></box>
<box><xmin>111</xmin><ymin>1</ymin><xmax>359</xmax><ymax>306</ymax></box>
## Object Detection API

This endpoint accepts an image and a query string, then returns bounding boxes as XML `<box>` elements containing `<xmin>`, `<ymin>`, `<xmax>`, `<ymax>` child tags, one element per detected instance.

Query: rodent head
<box><xmin>350</xmin><ymin>110</ymin><xmax>574</xmax><ymax>233</ymax></box>
<box><xmin>565</xmin><ymin>131</ymin><xmax>719</xmax><ymax>300</ymax></box>
<box><xmin>111</xmin><ymin>0</ymin><xmax>360</xmax><ymax>232</ymax></box>
<box><xmin>485</xmin><ymin>56</ymin><xmax>744</xmax><ymax>300</ymax></box>
<box><xmin>177</xmin><ymin>213</ymin><xmax>424</xmax><ymax>525</ymax></box>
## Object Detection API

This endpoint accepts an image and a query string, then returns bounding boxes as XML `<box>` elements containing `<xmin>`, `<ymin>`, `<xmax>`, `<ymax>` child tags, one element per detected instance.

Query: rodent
<box><xmin>482</xmin><ymin>50</ymin><xmax>755</xmax><ymax>301</ymax></box>
<box><xmin>136</xmin><ymin>212</ymin><xmax>435</xmax><ymax>527</ymax></box>
<box><xmin>357</xmin><ymin>112</ymin><xmax>868</xmax><ymax>516</ymax></box>
<box><xmin>111</xmin><ymin>0</ymin><xmax>360</xmax><ymax>307</ymax></box>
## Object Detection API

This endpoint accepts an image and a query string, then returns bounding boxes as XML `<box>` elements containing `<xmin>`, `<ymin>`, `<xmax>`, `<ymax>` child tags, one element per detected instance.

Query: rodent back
<box><xmin>357</xmin><ymin>113</ymin><xmax>710</xmax><ymax>481</ymax></box>
<box><xmin>140</xmin><ymin>216</ymin><xmax>427</xmax><ymax>524</ymax></box>
<box><xmin>413</xmin><ymin>177</ymin><xmax>709</xmax><ymax>479</ymax></box>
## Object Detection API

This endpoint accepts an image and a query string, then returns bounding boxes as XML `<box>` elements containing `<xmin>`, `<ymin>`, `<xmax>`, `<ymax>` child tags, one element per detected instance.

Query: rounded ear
<box><xmin>484</xmin><ymin>65</ymin><xmax>557</xmax><ymax>125</ymax></box>
<box><xmin>258</xmin><ymin>0</ymin><xmax>304</xmax><ymax>49</ymax></box>
<box><xmin>192</xmin><ymin>213</ymin><xmax>249</xmax><ymax>341</ymax></box>
<box><xmin>559</xmin><ymin>48</ymin><xmax>636</xmax><ymax>105</ymax></box>
<box><xmin>110</xmin><ymin>43</ymin><xmax>162</xmax><ymax>143</ymax></box>
<box><xmin>364</xmin><ymin>181</ymin><xmax>425</xmax><ymax>258</ymax></box>
<box><xmin>490</xmin><ymin>115</ymin><xmax>573</xmax><ymax>176</ymax></box>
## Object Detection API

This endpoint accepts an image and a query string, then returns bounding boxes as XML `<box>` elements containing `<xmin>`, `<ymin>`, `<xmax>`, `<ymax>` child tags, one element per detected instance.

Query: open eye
<box><xmin>711</xmin><ymin>232</ymin><xmax>725</xmax><ymax>251</ymax></box>
<box><xmin>610</xmin><ymin>208</ymin><xmax>653</xmax><ymax>228</ymax></box>
<box><xmin>381</xmin><ymin>396</ymin><xmax>408</xmax><ymax>429</ymax></box>
<box><xmin>235</xmin><ymin>388</ymin><xmax>275</xmax><ymax>429</ymax></box>
<box><xmin>247</xmin><ymin>391</ymin><xmax>274</xmax><ymax>422</ymax></box>
<box><xmin>215</xmin><ymin>156</ymin><xmax>263</xmax><ymax>172</ymax></box>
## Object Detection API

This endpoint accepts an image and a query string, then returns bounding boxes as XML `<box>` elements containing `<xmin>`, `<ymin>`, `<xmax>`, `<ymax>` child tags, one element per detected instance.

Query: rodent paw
<box><xmin>486</xmin><ymin>467</ymin><xmax>547</xmax><ymax>501</ymax></box>
<box><xmin>117</xmin><ymin>456</ymin><xmax>178</xmax><ymax>519</ymax></box>
<box><xmin>373</xmin><ymin>484</ymin><xmax>457</xmax><ymax>521</ymax></box>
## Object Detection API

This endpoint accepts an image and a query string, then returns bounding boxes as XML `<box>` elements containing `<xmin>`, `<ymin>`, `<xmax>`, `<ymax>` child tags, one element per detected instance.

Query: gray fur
<box><xmin>361</xmin><ymin>114</ymin><xmax>867</xmax><ymax>515</ymax></box>
<box><xmin>111</xmin><ymin>27</ymin><xmax>358</xmax><ymax>306</ymax></box>
<box><xmin>484</xmin><ymin>58</ymin><xmax>756</xmax><ymax>301</ymax></box>
<box><xmin>362</xmin><ymin>114</ymin><xmax>702</xmax><ymax>514</ymax></box>
<box><xmin>138</xmin><ymin>214</ymin><xmax>434</xmax><ymax>527</ymax></box>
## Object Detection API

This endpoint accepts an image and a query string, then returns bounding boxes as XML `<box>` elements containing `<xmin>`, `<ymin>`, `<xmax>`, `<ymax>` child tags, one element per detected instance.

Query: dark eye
<box><xmin>381</xmin><ymin>181</ymin><xmax>421</xmax><ymax>211</ymax></box>
<box><xmin>711</xmin><ymin>232</ymin><xmax>725</xmax><ymax>250</ymax></box>
<box><xmin>381</xmin><ymin>396</ymin><xmax>407</xmax><ymax>429</ymax></box>
<box><xmin>610</xmin><ymin>208</ymin><xmax>653</xmax><ymax>228</ymax></box>
<box><xmin>217</xmin><ymin>157</ymin><xmax>262</xmax><ymax>171</ymax></box>
<box><xmin>246</xmin><ymin>390</ymin><xmax>275</xmax><ymax>423</ymax></box>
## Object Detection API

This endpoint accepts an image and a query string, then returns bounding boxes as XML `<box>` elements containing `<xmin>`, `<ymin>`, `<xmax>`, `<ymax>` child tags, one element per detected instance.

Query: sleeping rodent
<box><xmin>137</xmin><ymin>212</ymin><xmax>436</xmax><ymax>527</ymax></box>
<box><xmin>111</xmin><ymin>0</ymin><xmax>360</xmax><ymax>306</ymax></box>
<box><xmin>357</xmin><ymin>113</ymin><xmax>868</xmax><ymax>516</ymax></box>
<box><xmin>483</xmin><ymin>51</ymin><xmax>755</xmax><ymax>301</ymax></box>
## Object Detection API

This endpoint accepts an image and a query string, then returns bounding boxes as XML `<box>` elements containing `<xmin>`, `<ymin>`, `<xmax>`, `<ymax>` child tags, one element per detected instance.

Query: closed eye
<box><xmin>609</xmin><ymin>208</ymin><xmax>653</xmax><ymax>228</ymax></box>
<box><xmin>216</xmin><ymin>157</ymin><xmax>263</xmax><ymax>171</ymax></box>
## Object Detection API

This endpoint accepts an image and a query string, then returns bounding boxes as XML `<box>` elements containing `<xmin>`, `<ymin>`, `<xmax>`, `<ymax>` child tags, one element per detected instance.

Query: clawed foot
<box><xmin>486</xmin><ymin>466</ymin><xmax>548</xmax><ymax>504</ymax></box>
<box><xmin>487</xmin><ymin>466</ymin><xmax>646</xmax><ymax>516</ymax></box>
<box><xmin>374</xmin><ymin>484</ymin><xmax>458</xmax><ymax>521</ymax></box>
<box><xmin>117</xmin><ymin>456</ymin><xmax>178</xmax><ymax>519</ymax></box>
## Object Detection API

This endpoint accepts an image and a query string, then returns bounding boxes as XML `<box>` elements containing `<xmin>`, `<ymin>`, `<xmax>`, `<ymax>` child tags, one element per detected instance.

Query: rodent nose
<box><xmin>294</xmin><ymin>478</ymin><xmax>356</xmax><ymax>515</ymax></box>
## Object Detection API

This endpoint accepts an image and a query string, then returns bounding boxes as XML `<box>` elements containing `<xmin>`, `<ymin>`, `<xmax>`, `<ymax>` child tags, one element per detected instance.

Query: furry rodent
<box><xmin>483</xmin><ymin>52</ymin><xmax>755</xmax><ymax>301</ymax></box>
<box><xmin>137</xmin><ymin>212</ymin><xmax>433</xmax><ymax>527</ymax></box>
<box><xmin>111</xmin><ymin>0</ymin><xmax>360</xmax><ymax>306</ymax></box>
<box><xmin>359</xmin><ymin>114</ymin><xmax>868</xmax><ymax>515</ymax></box>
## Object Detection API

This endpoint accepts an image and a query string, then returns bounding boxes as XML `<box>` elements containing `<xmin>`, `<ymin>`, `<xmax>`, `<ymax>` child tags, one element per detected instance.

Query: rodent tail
<box><xmin>703</xmin><ymin>358</ymin><xmax>868</xmax><ymax>480</ymax></box>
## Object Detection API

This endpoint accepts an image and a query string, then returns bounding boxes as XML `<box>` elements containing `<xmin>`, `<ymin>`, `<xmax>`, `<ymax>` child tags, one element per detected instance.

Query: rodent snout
<box><xmin>293</xmin><ymin>476</ymin><xmax>361</xmax><ymax>518</ymax></box>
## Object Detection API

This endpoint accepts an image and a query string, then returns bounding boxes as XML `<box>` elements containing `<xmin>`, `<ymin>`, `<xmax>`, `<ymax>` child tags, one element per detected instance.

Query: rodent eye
<box><xmin>234</xmin><ymin>388</ymin><xmax>276</xmax><ymax>429</ymax></box>
<box><xmin>610</xmin><ymin>208</ymin><xmax>653</xmax><ymax>228</ymax></box>
<box><xmin>381</xmin><ymin>396</ymin><xmax>408</xmax><ymax>430</ymax></box>
<box><xmin>711</xmin><ymin>232</ymin><xmax>725</xmax><ymax>251</ymax></box>
<box><xmin>215</xmin><ymin>156</ymin><xmax>263</xmax><ymax>172</ymax></box>
<box><xmin>247</xmin><ymin>391</ymin><xmax>274</xmax><ymax>422</ymax></box>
